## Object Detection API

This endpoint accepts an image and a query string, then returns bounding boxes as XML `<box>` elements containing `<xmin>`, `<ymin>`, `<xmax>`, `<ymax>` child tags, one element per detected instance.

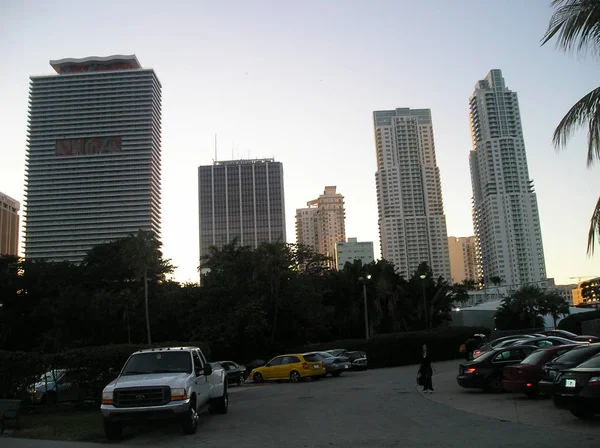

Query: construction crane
<box><xmin>570</xmin><ymin>275</ymin><xmax>597</xmax><ymax>283</ymax></box>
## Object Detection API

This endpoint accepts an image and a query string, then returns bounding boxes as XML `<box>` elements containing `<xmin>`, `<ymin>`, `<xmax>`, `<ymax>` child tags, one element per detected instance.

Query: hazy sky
<box><xmin>1</xmin><ymin>0</ymin><xmax>598</xmax><ymax>285</ymax></box>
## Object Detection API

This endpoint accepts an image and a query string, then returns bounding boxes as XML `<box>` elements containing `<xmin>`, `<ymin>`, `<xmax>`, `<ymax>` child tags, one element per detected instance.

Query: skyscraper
<box><xmin>469</xmin><ymin>69</ymin><xmax>547</xmax><ymax>287</ymax></box>
<box><xmin>24</xmin><ymin>55</ymin><xmax>162</xmax><ymax>262</ymax></box>
<box><xmin>373</xmin><ymin>108</ymin><xmax>451</xmax><ymax>279</ymax></box>
<box><xmin>295</xmin><ymin>186</ymin><xmax>346</xmax><ymax>264</ymax></box>
<box><xmin>0</xmin><ymin>192</ymin><xmax>19</xmax><ymax>256</ymax></box>
<box><xmin>198</xmin><ymin>159</ymin><xmax>286</xmax><ymax>262</ymax></box>
<box><xmin>447</xmin><ymin>236</ymin><xmax>481</xmax><ymax>284</ymax></box>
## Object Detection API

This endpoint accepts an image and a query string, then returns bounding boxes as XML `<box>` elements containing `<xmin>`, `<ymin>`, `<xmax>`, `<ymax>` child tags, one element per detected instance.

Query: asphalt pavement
<box><xmin>2</xmin><ymin>360</ymin><xmax>600</xmax><ymax>448</ymax></box>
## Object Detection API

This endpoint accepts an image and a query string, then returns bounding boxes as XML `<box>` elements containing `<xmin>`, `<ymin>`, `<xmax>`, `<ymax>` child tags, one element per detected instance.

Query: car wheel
<box><xmin>181</xmin><ymin>398</ymin><xmax>199</xmax><ymax>434</ymax></box>
<box><xmin>253</xmin><ymin>372</ymin><xmax>263</xmax><ymax>383</ymax></box>
<box><xmin>571</xmin><ymin>406</ymin><xmax>594</xmax><ymax>419</ymax></box>
<box><xmin>524</xmin><ymin>388</ymin><xmax>539</xmax><ymax>398</ymax></box>
<box><xmin>290</xmin><ymin>370</ymin><xmax>301</xmax><ymax>383</ymax></box>
<box><xmin>104</xmin><ymin>421</ymin><xmax>123</xmax><ymax>441</ymax></box>
<box><xmin>486</xmin><ymin>375</ymin><xmax>503</xmax><ymax>393</ymax></box>
<box><xmin>209</xmin><ymin>384</ymin><xmax>228</xmax><ymax>415</ymax></box>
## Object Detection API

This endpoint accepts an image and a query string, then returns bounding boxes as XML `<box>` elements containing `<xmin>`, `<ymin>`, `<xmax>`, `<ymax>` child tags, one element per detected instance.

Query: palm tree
<box><xmin>541</xmin><ymin>0</ymin><xmax>600</xmax><ymax>253</ymax></box>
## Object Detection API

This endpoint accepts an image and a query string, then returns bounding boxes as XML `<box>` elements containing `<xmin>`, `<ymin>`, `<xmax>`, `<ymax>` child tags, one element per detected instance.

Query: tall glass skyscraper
<box><xmin>198</xmin><ymin>159</ymin><xmax>286</xmax><ymax>263</ymax></box>
<box><xmin>469</xmin><ymin>69</ymin><xmax>546</xmax><ymax>287</ymax></box>
<box><xmin>24</xmin><ymin>55</ymin><xmax>162</xmax><ymax>262</ymax></box>
<box><xmin>373</xmin><ymin>108</ymin><xmax>451</xmax><ymax>279</ymax></box>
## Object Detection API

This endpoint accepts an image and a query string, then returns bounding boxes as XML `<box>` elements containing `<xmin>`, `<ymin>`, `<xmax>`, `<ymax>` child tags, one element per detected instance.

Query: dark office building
<box><xmin>198</xmin><ymin>159</ymin><xmax>286</xmax><ymax>266</ymax></box>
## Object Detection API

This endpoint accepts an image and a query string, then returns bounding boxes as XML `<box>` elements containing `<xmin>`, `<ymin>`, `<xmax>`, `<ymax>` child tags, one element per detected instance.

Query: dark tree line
<box><xmin>0</xmin><ymin>234</ymin><xmax>469</xmax><ymax>362</ymax></box>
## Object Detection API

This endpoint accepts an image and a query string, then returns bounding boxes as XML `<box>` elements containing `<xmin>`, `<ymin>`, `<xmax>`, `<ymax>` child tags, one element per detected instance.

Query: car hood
<box><xmin>104</xmin><ymin>373</ymin><xmax>190</xmax><ymax>392</ymax></box>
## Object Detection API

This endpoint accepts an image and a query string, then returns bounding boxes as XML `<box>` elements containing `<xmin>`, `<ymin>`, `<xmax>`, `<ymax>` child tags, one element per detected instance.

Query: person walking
<box><xmin>420</xmin><ymin>344</ymin><xmax>435</xmax><ymax>393</ymax></box>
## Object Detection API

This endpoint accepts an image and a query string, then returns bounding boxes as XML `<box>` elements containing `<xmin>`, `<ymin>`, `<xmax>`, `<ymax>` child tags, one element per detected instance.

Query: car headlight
<box><xmin>170</xmin><ymin>388</ymin><xmax>187</xmax><ymax>401</ymax></box>
<box><xmin>101</xmin><ymin>391</ymin><xmax>113</xmax><ymax>405</ymax></box>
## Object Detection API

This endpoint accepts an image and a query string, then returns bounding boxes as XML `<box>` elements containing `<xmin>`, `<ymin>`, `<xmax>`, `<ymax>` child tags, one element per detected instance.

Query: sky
<box><xmin>1</xmin><ymin>0</ymin><xmax>599</xmax><ymax>285</ymax></box>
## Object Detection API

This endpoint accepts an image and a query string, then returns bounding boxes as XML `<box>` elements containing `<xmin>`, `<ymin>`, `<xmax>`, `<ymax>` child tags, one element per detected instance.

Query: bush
<box><xmin>558</xmin><ymin>310</ymin><xmax>600</xmax><ymax>335</ymax></box>
<box><xmin>287</xmin><ymin>327</ymin><xmax>490</xmax><ymax>369</ymax></box>
<box><xmin>0</xmin><ymin>350</ymin><xmax>45</xmax><ymax>399</ymax></box>
<box><xmin>366</xmin><ymin>326</ymin><xmax>491</xmax><ymax>368</ymax></box>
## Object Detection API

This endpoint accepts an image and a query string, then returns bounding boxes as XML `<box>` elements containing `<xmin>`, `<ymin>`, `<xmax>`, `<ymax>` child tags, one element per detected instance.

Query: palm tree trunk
<box><xmin>144</xmin><ymin>269</ymin><xmax>151</xmax><ymax>345</ymax></box>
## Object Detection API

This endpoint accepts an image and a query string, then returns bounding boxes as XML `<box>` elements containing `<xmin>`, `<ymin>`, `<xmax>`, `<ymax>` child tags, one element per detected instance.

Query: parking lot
<box><xmin>4</xmin><ymin>360</ymin><xmax>600</xmax><ymax>448</ymax></box>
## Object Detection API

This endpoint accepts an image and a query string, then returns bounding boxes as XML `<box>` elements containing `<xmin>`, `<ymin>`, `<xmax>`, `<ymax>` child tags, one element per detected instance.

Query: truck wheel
<box><xmin>181</xmin><ymin>398</ymin><xmax>199</xmax><ymax>434</ymax></box>
<box><xmin>209</xmin><ymin>384</ymin><xmax>228</xmax><ymax>415</ymax></box>
<box><xmin>253</xmin><ymin>373</ymin><xmax>263</xmax><ymax>383</ymax></box>
<box><xmin>104</xmin><ymin>421</ymin><xmax>123</xmax><ymax>441</ymax></box>
<box><xmin>290</xmin><ymin>371</ymin><xmax>301</xmax><ymax>383</ymax></box>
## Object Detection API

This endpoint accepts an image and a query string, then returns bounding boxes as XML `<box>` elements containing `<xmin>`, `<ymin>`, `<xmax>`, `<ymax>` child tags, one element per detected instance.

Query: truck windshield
<box><xmin>122</xmin><ymin>352</ymin><xmax>192</xmax><ymax>375</ymax></box>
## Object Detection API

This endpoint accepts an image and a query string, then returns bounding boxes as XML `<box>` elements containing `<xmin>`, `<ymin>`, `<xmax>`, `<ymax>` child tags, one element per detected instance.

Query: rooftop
<box><xmin>49</xmin><ymin>55</ymin><xmax>142</xmax><ymax>74</ymax></box>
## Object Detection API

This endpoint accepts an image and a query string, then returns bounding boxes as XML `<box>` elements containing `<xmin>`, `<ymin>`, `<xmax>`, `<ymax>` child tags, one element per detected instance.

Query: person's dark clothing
<box><xmin>419</xmin><ymin>354</ymin><xmax>434</xmax><ymax>391</ymax></box>
<box><xmin>465</xmin><ymin>338</ymin><xmax>476</xmax><ymax>361</ymax></box>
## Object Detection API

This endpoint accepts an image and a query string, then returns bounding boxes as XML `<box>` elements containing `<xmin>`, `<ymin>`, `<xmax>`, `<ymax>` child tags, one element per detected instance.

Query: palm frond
<box><xmin>587</xmin><ymin>196</ymin><xmax>600</xmax><ymax>254</ymax></box>
<box><xmin>553</xmin><ymin>86</ymin><xmax>600</xmax><ymax>165</ymax></box>
<box><xmin>541</xmin><ymin>0</ymin><xmax>600</xmax><ymax>56</ymax></box>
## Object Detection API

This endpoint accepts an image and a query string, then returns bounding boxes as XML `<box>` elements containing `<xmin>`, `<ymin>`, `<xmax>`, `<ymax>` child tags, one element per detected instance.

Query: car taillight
<box><xmin>466</xmin><ymin>368</ymin><xmax>476</xmax><ymax>374</ymax></box>
<box><xmin>302</xmin><ymin>363</ymin><xmax>309</xmax><ymax>369</ymax></box>
<box><xmin>474</xmin><ymin>350</ymin><xmax>481</xmax><ymax>356</ymax></box>
<box><xmin>588</xmin><ymin>376</ymin><xmax>600</xmax><ymax>386</ymax></box>
<box><xmin>526</xmin><ymin>383</ymin><xmax>533</xmax><ymax>388</ymax></box>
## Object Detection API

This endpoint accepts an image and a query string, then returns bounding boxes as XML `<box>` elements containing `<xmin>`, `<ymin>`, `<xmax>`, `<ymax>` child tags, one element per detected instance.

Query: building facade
<box><xmin>0</xmin><ymin>192</ymin><xmax>20</xmax><ymax>256</ymax></box>
<box><xmin>572</xmin><ymin>277</ymin><xmax>600</xmax><ymax>306</ymax></box>
<box><xmin>448</xmin><ymin>236</ymin><xmax>481</xmax><ymax>284</ymax></box>
<box><xmin>373</xmin><ymin>108</ymin><xmax>451</xmax><ymax>279</ymax></box>
<box><xmin>334</xmin><ymin>237</ymin><xmax>374</xmax><ymax>270</ymax></box>
<box><xmin>198</xmin><ymin>159</ymin><xmax>286</xmax><ymax>263</ymax></box>
<box><xmin>295</xmin><ymin>186</ymin><xmax>345</xmax><ymax>263</ymax></box>
<box><xmin>468</xmin><ymin>70</ymin><xmax>547</xmax><ymax>287</ymax></box>
<box><xmin>24</xmin><ymin>55</ymin><xmax>161</xmax><ymax>262</ymax></box>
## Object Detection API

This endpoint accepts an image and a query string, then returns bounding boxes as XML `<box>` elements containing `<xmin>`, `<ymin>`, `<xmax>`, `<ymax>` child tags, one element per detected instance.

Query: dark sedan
<box><xmin>304</xmin><ymin>352</ymin><xmax>351</xmax><ymax>377</ymax></box>
<box><xmin>457</xmin><ymin>345</ymin><xmax>539</xmax><ymax>392</ymax></box>
<box><xmin>510</xmin><ymin>336</ymin><xmax>576</xmax><ymax>349</ymax></box>
<box><xmin>212</xmin><ymin>361</ymin><xmax>246</xmax><ymax>385</ymax></box>
<box><xmin>539</xmin><ymin>329</ymin><xmax>599</xmax><ymax>343</ymax></box>
<box><xmin>472</xmin><ymin>334</ymin><xmax>536</xmax><ymax>359</ymax></box>
<box><xmin>538</xmin><ymin>343</ymin><xmax>600</xmax><ymax>398</ymax></box>
<box><xmin>502</xmin><ymin>344</ymin><xmax>577</xmax><ymax>397</ymax></box>
<box><xmin>552</xmin><ymin>353</ymin><xmax>600</xmax><ymax>418</ymax></box>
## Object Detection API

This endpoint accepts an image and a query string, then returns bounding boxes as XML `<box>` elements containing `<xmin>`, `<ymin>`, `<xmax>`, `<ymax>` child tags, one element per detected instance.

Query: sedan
<box><xmin>552</xmin><ymin>353</ymin><xmax>600</xmax><ymax>418</ymax></box>
<box><xmin>212</xmin><ymin>361</ymin><xmax>246</xmax><ymax>385</ymax></box>
<box><xmin>539</xmin><ymin>329</ymin><xmax>599</xmax><ymax>343</ymax></box>
<box><xmin>457</xmin><ymin>345</ymin><xmax>539</xmax><ymax>392</ymax></box>
<box><xmin>502</xmin><ymin>344</ymin><xmax>577</xmax><ymax>397</ymax></box>
<box><xmin>510</xmin><ymin>336</ymin><xmax>575</xmax><ymax>349</ymax></box>
<box><xmin>303</xmin><ymin>352</ymin><xmax>351</xmax><ymax>377</ymax></box>
<box><xmin>538</xmin><ymin>343</ymin><xmax>600</xmax><ymax>398</ymax></box>
<box><xmin>472</xmin><ymin>334</ymin><xmax>536</xmax><ymax>359</ymax></box>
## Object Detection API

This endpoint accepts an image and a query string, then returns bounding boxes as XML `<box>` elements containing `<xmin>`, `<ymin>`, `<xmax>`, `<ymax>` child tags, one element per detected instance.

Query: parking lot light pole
<box><xmin>420</xmin><ymin>274</ymin><xmax>427</xmax><ymax>329</ymax></box>
<box><xmin>359</xmin><ymin>275</ymin><xmax>372</xmax><ymax>340</ymax></box>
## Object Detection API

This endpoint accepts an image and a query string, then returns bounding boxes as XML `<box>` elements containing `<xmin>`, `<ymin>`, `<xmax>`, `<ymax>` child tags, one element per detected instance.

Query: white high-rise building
<box><xmin>469</xmin><ymin>69</ymin><xmax>547</xmax><ymax>287</ymax></box>
<box><xmin>373</xmin><ymin>108</ymin><xmax>451</xmax><ymax>279</ymax></box>
<box><xmin>24</xmin><ymin>55</ymin><xmax>162</xmax><ymax>262</ymax></box>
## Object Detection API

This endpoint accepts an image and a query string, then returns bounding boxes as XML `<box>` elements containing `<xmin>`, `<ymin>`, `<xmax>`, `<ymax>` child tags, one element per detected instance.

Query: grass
<box><xmin>9</xmin><ymin>406</ymin><xmax>106</xmax><ymax>442</ymax></box>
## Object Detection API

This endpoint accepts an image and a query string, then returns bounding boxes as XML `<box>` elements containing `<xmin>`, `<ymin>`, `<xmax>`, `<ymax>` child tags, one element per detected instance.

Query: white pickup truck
<box><xmin>100</xmin><ymin>346</ymin><xmax>227</xmax><ymax>440</ymax></box>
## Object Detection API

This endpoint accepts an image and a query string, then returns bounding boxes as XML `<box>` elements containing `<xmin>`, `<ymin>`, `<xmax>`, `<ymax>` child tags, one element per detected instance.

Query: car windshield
<box><xmin>521</xmin><ymin>350</ymin><xmax>550</xmax><ymax>365</ymax></box>
<box><xmin>122</xmin><ymin>352</ymin><xmax>192</xmax><ymax>375</ymax></box>
<box><xmin>551</xmin><ymin>345</ymin><xmax>600</xmax><ymax>364</ymax></box>
<box><xmin>576</xmin><ymin>353</ymin><xmax>600</xmax><ymax>369</ymax></box>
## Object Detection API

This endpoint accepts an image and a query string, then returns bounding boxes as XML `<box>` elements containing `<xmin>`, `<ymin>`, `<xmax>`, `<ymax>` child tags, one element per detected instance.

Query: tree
<box><xmin>541</xmin><ymin>0</ymin><xmax>600</xmax><ymax>253</ymax></box>
<box><xmin>490</xmin><ymin>276</ymin><xmax>503</xmax><ymax>287</ymax></box>
<box><xmin>538</xmin><ymin>292</ymin><xmax>571</xmax><ymax>328</ymax></box>
<box><xmin>494</xmin><ymin>286</ymin><xmax>547</xmax><ymax>330</ymax></box>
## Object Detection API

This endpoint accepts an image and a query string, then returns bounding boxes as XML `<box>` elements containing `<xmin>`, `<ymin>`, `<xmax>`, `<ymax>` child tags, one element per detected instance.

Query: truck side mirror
<box><xmin>203</xmin><ymin>364</ymin><xmax>212</xmax><ymax>376</ymax></box>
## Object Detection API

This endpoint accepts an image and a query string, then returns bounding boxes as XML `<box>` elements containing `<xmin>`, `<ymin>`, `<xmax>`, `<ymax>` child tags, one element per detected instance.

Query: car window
<box><xmin>192</xmin><ymin>351</ymin><xmax>203</xmax><ymax>372</ymax></box>
<box><xmin>283</xmin><ymin>356</ymin><xmax>300</xmax><ymax>364</ymax></box>
<box><xmin>267</xmin><ymin>357</ymin><xmax>283</xmax><ymax>367</ymax></box>
<box><xmin>577</xmin><ymin>353</ymin><xmax>600</xmax><ymax>368</ymax></box>
<box><xmin>521</xmin><ymin>350</ymin><xmax>551</xmax><ymax>365</ymax></box>
<box><xmin>537</xmin><ymin>340</ymin><xmax>553</xmax><ymax>348</ymax></box>
<box><xmin>493</xmin><ymin>350</ymin><xmax>512</xmax><ymax>362</ymax></box>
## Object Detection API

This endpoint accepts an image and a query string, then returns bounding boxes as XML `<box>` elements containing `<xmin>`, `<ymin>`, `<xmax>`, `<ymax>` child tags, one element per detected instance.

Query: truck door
<box><xmin>192</xmin><ymin>350</ymin><xmax>211</xmax><ymax>406</ymax></box>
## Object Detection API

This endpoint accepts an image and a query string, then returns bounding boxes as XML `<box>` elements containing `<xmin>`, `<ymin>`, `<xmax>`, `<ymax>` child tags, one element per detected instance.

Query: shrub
<box><xmin>558</xmin><ymin>310</ymin><xmax>600</xmax><ymax>335</ymax></box>
<box><xmin>288</xmin><ymin>327</ymin><xmax>490</xmax><ymax>368</ymax></box>
<box><xmin>0</xmin><ymin>350</ymin><xmax>45</xmax><ymax>399</ymax></box>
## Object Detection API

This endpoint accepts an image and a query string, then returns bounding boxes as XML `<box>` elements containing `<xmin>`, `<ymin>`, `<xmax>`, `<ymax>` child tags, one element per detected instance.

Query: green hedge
<box><xmin>288</xmin><ymin>326</ymin><xmax>490</xmax><ymax>368</ymax></box>
<box><xmin>558</xmin><ymin>310</ymin><xmax>600</xmax><ymax>335</ymax></box>
<box><xmin>365</xmin><ymin>326</ymin><xmax>490</xmax><ymax>368</ymax></box>
<box><xmin>0</xmin><ymin>340</ymin><xmax>210</xmax><ymax>400</ymax></box>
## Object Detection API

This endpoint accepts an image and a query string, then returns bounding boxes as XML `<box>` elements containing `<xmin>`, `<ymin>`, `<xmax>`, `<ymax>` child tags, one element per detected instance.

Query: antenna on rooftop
<box><xmin>214</xmin><ymin>134</ymin><xmax>218</xmax><ymax>162</ymax></box>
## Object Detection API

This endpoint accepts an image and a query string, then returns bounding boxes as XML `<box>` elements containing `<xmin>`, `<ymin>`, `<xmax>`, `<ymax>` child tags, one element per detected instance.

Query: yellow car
<box><xmin>249</xmin><ymin>354</ymin><xmax>325</xmax><ymax>383</ymax></box>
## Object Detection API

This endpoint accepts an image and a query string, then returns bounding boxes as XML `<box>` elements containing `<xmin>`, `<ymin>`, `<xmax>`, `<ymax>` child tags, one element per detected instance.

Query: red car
<box><xmin>502</xmin><ymin>345</ymin><xmax>577</xmax><ymax>397</ymax></box>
